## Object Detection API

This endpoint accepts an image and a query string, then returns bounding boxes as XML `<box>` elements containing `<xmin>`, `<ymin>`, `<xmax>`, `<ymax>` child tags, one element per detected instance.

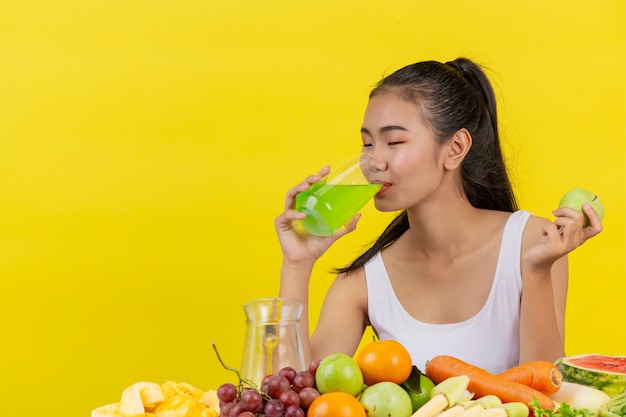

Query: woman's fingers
<box><xmin>330</xmin><ymin>214</ymin><xmax>361</xmax><ymax>241</ymax></box>
<box><xmin>582</xmin><ymin>202</ymin><xmax>603</xmax><ymax>240</ymax></box>
<box><xmin>543</xmin><ymin>223</ymin><xmax>561</xmax><ymax>249</ymax></box>
<box><xmin>552</xmin><ymin>207</ymin><xmax>584</xmax><ymax>227</ymax></box>
<box><xmin>559</xmin><ymin>220</ymin><xmax>584</xmax><ymax>249</ymax></box>
<box><xmin>283</xmin><ymin>166</ymin><xmax>330</xmax><ymax>210</ymax></box>
<box><xmin>527</xmin><ymin>204</ymin><xmax>604</xmax><ymax>270</ymax></box>
<box><xmin>277</xmin><ymin>165</ymin><xmax>332</xmax><ymax>236</ymax></box>
<box><xmin>552</xmin><ymin>204</ymin><xmax>603</xmax><ymax>245</ymax></box>
<box><xmin>275</xmin><ymin>208</ymin><xmax>305</xmax><ymax>230</ymax></box>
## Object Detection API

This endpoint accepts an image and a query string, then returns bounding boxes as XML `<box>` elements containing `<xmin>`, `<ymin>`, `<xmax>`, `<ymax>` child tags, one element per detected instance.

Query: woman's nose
<box><xmin>365</xmin><ymin>150</ymin><xmax>386</xmax><ymax>172</ymax></box>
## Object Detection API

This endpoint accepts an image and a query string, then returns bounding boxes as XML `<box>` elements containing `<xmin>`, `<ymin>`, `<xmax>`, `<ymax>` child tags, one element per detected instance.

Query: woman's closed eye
<box><xmin>361</xmin><ymin>141</ymin><xmax>403</xmax><ymax>149</ymax></box>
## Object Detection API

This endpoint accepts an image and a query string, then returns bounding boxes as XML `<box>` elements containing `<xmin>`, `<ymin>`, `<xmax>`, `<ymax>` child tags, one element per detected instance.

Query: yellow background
<box><xmin>1</xmin><ymin>1</ymin><xmax>624</xmax><ymax>416</ymax></box>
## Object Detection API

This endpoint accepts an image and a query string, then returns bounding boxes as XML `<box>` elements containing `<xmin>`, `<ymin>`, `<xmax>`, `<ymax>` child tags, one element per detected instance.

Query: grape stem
<box><xmin>212</xmin><ymin>341</ymin><xmax>259</xmax><ymax>391</ymax></box>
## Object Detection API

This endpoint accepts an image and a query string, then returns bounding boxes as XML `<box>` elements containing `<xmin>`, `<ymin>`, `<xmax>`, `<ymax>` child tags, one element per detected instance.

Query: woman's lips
<box><xmin>374</xmin><ymin>182</ymin><xmax>391</xmax><ymax>197</ymax></box>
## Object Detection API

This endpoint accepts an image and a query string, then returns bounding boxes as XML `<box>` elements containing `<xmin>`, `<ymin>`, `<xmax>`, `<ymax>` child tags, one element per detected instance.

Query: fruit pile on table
<box><xmin>91</xmin><ymin>380</ymin><xmax>220</xmax><ymax>417</ymax></box>
<box><xmin>92</xmin><ymin>341</ymin><xmax>625</xmax><ymax>417</ymax></box>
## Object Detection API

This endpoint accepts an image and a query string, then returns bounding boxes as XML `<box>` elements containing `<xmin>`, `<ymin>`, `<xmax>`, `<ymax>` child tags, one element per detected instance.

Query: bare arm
<box><xmin>279</xmin><ymin>261</ymin><xmax>316</xmax><ymax>365</ymax></box>
<box><xmin>519</xmin><ymin>250</ymin><xmax>568</xmax><ymax>362</ymax></box>
<box><xmin>275</xmin><ymin>166</ymin><xmax>361</xmax><ymax>365</ymax></box>
<box><xmin>520</xmin><ymin>204</ymin><xmax>602</xmax><ymax>363</ymax></box>
<box><xmin>309</xmin><ymin>269</ymin><xmax>369</xmax><ymax>361</ymax></box>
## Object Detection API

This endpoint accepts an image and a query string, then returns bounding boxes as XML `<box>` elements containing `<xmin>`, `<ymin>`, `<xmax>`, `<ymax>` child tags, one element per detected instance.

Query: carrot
<box><xmin>497</xmin><ymin>361</ymin><xmax>562</xmax><ymax>396</ymax></box>
<box><xmin>425</xmin><ymin>355</ymin><xmax>556</xmax><ymax>411</ymax></box>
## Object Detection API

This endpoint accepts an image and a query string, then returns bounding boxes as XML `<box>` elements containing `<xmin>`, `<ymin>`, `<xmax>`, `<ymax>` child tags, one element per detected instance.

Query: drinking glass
<box><xmin>295</xmin><ymin>153</ymin><xmax>381</xmax><ymax>236</ymax></box>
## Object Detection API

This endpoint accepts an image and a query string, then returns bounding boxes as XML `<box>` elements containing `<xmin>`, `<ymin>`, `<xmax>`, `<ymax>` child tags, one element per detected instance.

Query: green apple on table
<box><xmin>359</xmin><ymin>381</ymin><xmax>413</xmax><ymax>417</ymax></box>
<box><xmin>402</xmin><ymin>366</ymin><xmax>435</xmax><ymax>412</ymax></box>
<box><xmin>314</xmin><ymin>353</ymin><xmax>364</xmax><ymax>397</ymax></box>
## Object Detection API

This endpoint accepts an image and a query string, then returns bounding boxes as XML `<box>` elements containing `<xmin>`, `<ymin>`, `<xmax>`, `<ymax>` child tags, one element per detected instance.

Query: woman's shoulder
<box><xmin>519</xmin><ymin>211</ymin><xmax>556</xmax><ymax>253</ymax></box>
<box><xmin>522</xmin><ymin>212</ymin><xmax>553</xmax><ymax>235</ymax></box>
<box><xmin>331</xmin><ymin>267</ymin><xmax>368</xmax><ymax>311</ymax></box>
<box><xmin>334</xmin><ymin>254</ymin><xmax>368</xmax><ymax>285</ymax></box>
<box><xmin>336</xmin><ymin>264</ymin><xmax>367</xmax><ymax>283</ymax></box>
<box><xmin>487</xmin><ymin>209</ymin><xmax>549</xmax><ymax>234</ymax></box>
<box><xmin>471</xmin><ymin>208</ymin><xmax>518</xmax><ymax>234</ymax></box>
<box><xmin>479</xmin><ymin>209</ymin><xmax>547</xmax><ymax>246</ymax></box>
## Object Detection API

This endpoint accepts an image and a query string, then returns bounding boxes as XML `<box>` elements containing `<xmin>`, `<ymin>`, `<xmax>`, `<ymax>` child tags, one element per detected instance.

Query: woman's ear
<box><xmin>443</xmin><ymin>128</ymin><xmax>472</xmax><ymax>170</ymax></box>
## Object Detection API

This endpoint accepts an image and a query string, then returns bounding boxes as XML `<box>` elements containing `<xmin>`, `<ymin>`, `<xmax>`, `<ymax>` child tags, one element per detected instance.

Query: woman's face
<box><xmin>361</xmin><ymin>92</ymin><xmax>448</xmax><ymax>212</ymax></box>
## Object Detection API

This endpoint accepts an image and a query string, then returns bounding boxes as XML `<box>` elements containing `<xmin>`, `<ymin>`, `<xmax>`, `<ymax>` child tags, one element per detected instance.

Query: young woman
<box><xmin>274</xmin><ymin>58</ymin><xmax>602</xmax><ymax>374</ymax></box>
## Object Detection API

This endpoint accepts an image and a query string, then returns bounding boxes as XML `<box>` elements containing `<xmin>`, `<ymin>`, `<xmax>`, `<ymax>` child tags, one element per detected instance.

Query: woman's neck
<box><xmin>402</xmin><ymin>194</ymin><xmax>486</xmax><ymax>262</ymax></box>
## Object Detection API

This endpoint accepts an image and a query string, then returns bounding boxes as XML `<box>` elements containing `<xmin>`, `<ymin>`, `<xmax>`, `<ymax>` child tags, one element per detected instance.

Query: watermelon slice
<box><xmin>555</xmin><ymin>354</ymin><xmax>626</xmax><ymax>398</ymax></box>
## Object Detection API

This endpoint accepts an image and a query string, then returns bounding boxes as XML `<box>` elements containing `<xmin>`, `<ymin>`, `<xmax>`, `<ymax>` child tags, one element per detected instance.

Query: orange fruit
<box><xmin>307</xmin><ymin>392</ymin><xmax>366</xmax><ymax>417</ymax></box>
<box><xmin>356</xmin><ymin>339</ymin><xmax>413</xmax><ymax>386</ymax></box>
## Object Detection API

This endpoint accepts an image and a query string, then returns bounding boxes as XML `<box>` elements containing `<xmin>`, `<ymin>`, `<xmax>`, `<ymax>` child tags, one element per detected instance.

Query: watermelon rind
<box><xmin>556</xmin><ymin>354</ymin><xmax>626</xmax><ymax>398</ymax></box>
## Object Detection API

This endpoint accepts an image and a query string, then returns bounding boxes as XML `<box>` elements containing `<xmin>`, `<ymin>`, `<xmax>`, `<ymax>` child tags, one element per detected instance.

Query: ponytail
<box><xmin>444</xmin><ymin>58</ymin><xmax>517</xmax><ymax>214</ymax></box>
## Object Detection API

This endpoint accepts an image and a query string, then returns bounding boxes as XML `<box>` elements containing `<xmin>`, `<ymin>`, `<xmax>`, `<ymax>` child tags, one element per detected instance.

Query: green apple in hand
<box><xmin>360</xmin><ymin>381</ymin><xmax>413</xmax><ymax>417</ymax></box>
<box><xmin>315</xmin><ymin>353</ymin><xmax>364</xmax><ymax>396</ymax></box>
<box><xmin>558</xmin><ymin>187</ymin><xmax>605</xmax><ymax>227</ymax></box>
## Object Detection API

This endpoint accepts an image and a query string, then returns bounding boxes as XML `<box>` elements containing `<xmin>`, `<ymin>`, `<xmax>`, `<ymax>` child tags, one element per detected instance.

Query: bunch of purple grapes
<box><xmin>217</xmin><ymin>360</ymin><xmax>322</xmax><ymax>417</ymax></box>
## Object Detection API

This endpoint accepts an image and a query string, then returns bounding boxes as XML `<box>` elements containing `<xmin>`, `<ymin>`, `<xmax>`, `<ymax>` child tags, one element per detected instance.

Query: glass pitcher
<box><xmin>240</xmin><ymin>298</ymin><xmax>306</xmax><ymax>387</ymax></box>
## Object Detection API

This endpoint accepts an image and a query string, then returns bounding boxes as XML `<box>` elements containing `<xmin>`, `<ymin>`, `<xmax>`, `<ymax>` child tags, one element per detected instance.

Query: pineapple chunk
<box><xmin>200</xmin><ymin>408</ymin><xmax>218</xmax><ymax>417</ymax></box>
<box><xmin>153</xmin><ymin>395</ymin><xmax>205</xmax><ymax>417</ymax></box>
<box><xmin>162</xmin><ymin>381</ymin><xmax>204</xmax><ymax>401</ymax></box>
<box><xmin>200</xmin><ymin>390</ymin><xmax>219</xmax><ymax>413</ymax></box>
<box><xmin>120</xmin><ymin>381</ymin><xmax>165</xmax><ymax>417</ymax></box>
<box><xmin>92</xmin><ymin>402</ymin><xmax>123</xmax><ymax>417</ymax></box>
<box><xmin>93</xmin><ymin>380</ymin><xmax>212</xmax><ymax>417</ymax></box>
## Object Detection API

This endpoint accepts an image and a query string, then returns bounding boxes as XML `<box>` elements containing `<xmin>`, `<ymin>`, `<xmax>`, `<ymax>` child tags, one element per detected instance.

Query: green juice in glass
<box><xmin>295</xmin><ymin>182</ymin><xmax>382</xmax><ymax>236</ymax></box>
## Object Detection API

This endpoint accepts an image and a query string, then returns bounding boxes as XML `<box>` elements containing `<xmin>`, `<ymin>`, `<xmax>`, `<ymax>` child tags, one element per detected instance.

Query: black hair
<box><xmin>336</xmin><ymin>58</ymin><xmax>518</xmax><ymax>274</ymax></box>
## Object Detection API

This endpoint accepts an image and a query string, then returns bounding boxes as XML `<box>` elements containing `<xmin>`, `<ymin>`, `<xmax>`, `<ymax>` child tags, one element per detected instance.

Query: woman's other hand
<box><xmin>524</xmin><ymin>203</ymin><xmax>603</xmax><ymax>270</ymax></box>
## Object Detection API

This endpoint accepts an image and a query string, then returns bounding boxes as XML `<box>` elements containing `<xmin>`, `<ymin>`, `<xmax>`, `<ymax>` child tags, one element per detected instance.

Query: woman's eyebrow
<box><xmin>361</xmin><ymin>125</ymin><xmax>409</xmax><ymax>135</ymax></box>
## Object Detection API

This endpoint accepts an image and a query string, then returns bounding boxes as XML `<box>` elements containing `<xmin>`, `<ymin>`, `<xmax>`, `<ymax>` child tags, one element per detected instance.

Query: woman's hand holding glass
<box><xmin>276</xmin><ymin>153</ymin><xmax>380</xmax><ymax>264</ymax></box>
<box><xmin>274</xmin><ymin>166</ymin><xmax>361</xmax><ymax>266</ymax></box>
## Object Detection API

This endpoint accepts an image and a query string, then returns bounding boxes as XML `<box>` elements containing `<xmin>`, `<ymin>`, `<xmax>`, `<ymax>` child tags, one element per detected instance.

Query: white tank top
<box><xmin>364</xmin><ymin>210</ymin><xmax>531</xmax><ymax>374</ymax></box>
